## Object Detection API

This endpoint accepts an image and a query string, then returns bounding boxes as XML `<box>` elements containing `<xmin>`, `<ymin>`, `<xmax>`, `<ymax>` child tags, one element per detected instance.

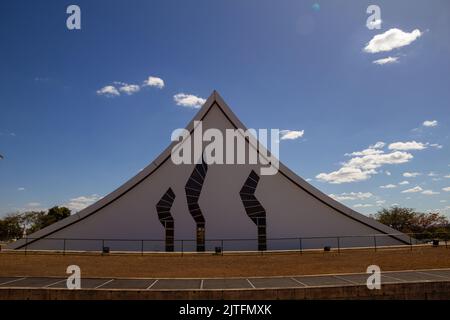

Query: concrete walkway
<box><xmin>1</xmin><ymin>268</ymin><xmax>450</xmax><ymax>291</ymax></box>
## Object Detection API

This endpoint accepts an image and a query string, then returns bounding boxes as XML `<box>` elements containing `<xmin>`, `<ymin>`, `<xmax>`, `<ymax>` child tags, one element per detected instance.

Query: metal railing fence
<box><xmin>4</xmin><ymin>231</ymin><xmax>449</xmax><ymax>256</ymax></box>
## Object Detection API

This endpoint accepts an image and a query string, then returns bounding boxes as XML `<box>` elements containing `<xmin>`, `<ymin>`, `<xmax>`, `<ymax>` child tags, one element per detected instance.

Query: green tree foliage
<box><xmin>373</xmin><ymin>206</ymin><xmax>450</xmax><ymax>239</ymax></box>
<box><xmin>0</xmin><ymin>206</ymin><xmax>71</xmax><ymax>242</ymax></box>
<box><xmin>0</xmin><ymin>214</ymin><xmax>23</xmax><ymax>241</ymax></box>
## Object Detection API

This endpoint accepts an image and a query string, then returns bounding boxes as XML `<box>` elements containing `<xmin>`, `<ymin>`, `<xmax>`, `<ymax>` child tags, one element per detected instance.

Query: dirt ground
<box><xmin>1</xmin><ymin>246</ymin><xmax>449</xmax><ymax>278</ymax></box>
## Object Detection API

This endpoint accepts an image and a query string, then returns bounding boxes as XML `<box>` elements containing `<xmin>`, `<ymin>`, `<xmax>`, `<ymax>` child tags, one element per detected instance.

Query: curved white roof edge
<box><xmin>9</xmin><ymin>91</ymin><xmax>410</xmax><ymax>249</ymax></box>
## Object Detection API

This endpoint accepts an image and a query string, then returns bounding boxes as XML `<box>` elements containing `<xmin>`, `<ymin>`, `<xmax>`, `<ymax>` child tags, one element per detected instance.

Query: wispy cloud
<box><xmin>401</xmin><ymin>186</ymin><xmax>423</xmax><ymax>193</ymax></box>
<box><xmin>143</xmin><ymin>76</ymin><xmax>165</xmax><ymax>89</ymax></box>
<box><xmin>364</xmin><ymin>28</ymin><xmax>422</xmax><ymax>53</ymax></box>
<box><xmin>96</xmin><ymin>85</ymin><xmax>120</xmax><ymax>97</ymax></box>
<box><xmin>388</xmin><ymin>141</ymin><xmax>427</xmax><ymax>151</ymax></box>
<box><xmin>423</xmin><ymin>120</ymin><xmax>438</xmax><ymax>127</ymax></box>
<box><xmin>116</xmin><ymin>82</ymin><xmax>140</xmax><ymax>95</ymax></box>
<box><xmin>329</xmin><ymin>192</ymin><xmax>373</xmax><ymax>201</ymax></box>
<box><xmin>422</xmin><ymin>190</ymin><xmax>440</xmax><ymax>195</ymax></box>
<box><xmin>173</xmin><ymin>93</ymin><xmax>206</xmax><ymax>109</ymax></box>
<box><xmin>280</xmin><ymin>130</ymin><xmax>305</xmax><ymax>140</ymax></box>
<box><xmin>97</xmin><ymin>75</ymin><xmax>165</xmax><ymax>98</ymax></box>
<box><xmin>353</xmin><ymin>203</ymin><xmax>373</xmax><ymax>208</ymax></box>
<box><xmin>429</xmin><ymin>143</ymin><xmax>443</xmax><ymax>149</ymax></box>
<box><xmin>380</xmin><ymin>184</ymin><xmax>396</xmax><ymax>189</ymax></box>
<box><xmin>65</xmin><ymin>194</ymin><xmax>102</xmax><ymax>212</ymax></box>
<box><xmin>373</xmin><ymin>56</ymin><xmax>399</xmax><ymax>65</ymax></box>
<box><xmin>316</xmin><ymin>142</ymin><xmax>413</xmax><ymax>184</ymax></box>
<box><xmin>17</xmin><ymin>187</ymin><xmax>25</xmax><ymax>191</ymax></box>
<box><xmin>403</xmin><ymin>172</ymin><xmax>421</xmax><ymax>178</ymax></box>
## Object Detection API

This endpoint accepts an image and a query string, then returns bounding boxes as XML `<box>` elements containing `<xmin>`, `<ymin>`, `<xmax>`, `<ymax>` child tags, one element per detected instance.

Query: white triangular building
<box><xmin>10</xmin><ymin>91</ymin><xmax>408</xmax><ymax>252</ymax></box>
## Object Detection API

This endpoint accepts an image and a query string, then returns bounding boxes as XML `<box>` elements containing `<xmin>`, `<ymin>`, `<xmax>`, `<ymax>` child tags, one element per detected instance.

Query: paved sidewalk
<box><xmin>1</xmin><ymin>268</ymin><xmax>450</xmax><ymax>291</ymax></box>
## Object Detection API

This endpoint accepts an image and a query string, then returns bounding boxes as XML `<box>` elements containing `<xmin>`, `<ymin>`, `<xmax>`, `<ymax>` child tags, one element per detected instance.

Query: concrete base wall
<box><xmin>1</xmin><ymin>281</ymin><xmax>450</xmax><ymax>300</ymax></box>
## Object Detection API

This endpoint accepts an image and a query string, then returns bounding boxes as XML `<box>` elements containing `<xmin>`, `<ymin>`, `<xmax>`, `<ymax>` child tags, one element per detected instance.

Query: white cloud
<box><xmin>385</xmin><ymin>171</ymin><xmax>391</xmax><ymax>176</ymax></box>
<box><xmin>401</xmin><ymin>186</ymin><xmax>423</xmax><ymax>193</ymax></box>
<box><xmin>376</xmin><ymin>200</ymin><xmax>386</xmax><ymax>205</ymax></box>
<box><xmin>17</xmin><ymin>187</ymin><xmax>25</xmax><ymax>191</ymax></box>
<box><xmin>174</xmin><ymin>93</ymin><xmax>206</xmax><ymax>109</ymax></box>
<box><xmin>422</xmin><ymin>190</ymin><xmax>440</xmax><ymax>195</ymax></box>
<box><xmin>364</xmin><ymin>28</ymin><xmax>422</xmax><ymax>53</ymax></box>
<box><xmin>388</xmin><ymin>141</ymin><xmax>427</xmax><ymax>151</ymax></box>
<box><xmin>344</xmin><ymin>151</ymin><xmax>413</xmax><ymax>171</ymax></box>
<box><xmin>345</xmin><ymin>148</ymin><xmax>384</xmax><ymax>157</ymax></box>
<box><xmin>329</xmin><ymin>192</ymin><xmax>373</xmax><ymax>201</ymax></box>
<box><xmin>403</xmin><ymin>172</ymin><xmax>421</xmax><ymax>178</ymax></box>
<box><xmin>380</xmin><ymin>184</ymin><xmax>396</xmax><ymax>189</ymax></box>
<box><xmin>316</xmin><ymin>167</ymin><xmax>373</xmax><ymax>184</ymax></box>
<box><xmin>445</xmin><ymin>175</ymin><xmax>450</xmax><ymax>179</ymax></box>
<box><xmin>399</xmin><ymin>180</ymin><xmax>409</xmax><ymax>185</ymax></box>
<box><xmin>143</xmin><ymin>76</ymin><xmax>165</xmax><ymax>89</ymax></box>
<box><xmin>430</xmin><ymin>143</ymin><xmax>443</xmax><ymax>149</ymax></box>
<box><xmin>354</xmin><ymin>204</ymin><xmax>373</xmax><ymax>208</ymax></box>
<box><xmin>65</xmin><ymin>194</ymin><xmax>102</xmax><ymax>212</ymax></box>
<box><xmin>317</xmin><ymin>142</ymin><xmax>413</xmax><ymax>184</ymax></box>
<box><xmin>443</xmin><ymin>187</ymin><xmax>450</xmax><ymax>192</ymax></box>
<box><xmin>280</xmin><ymin>130</ymin><xmax>305</xmax><ymax>140</ymax></box>
<box><xmin>373</xmin><ymin>56</ymin><xmax>399</xmax><ymax>65</ymax></box>
<box><xmin>118</xmin><ymin>83</ymin><xmax>140</xmax><ymax>95</ymax></box>
<box><xmin>370</xmin><ymin>141</ymin><xmax>386</xmax><ymax>149</ymax></box>
<box><xmin>428</xmin><ymin>172</ymin><xmax>438</xmax><ymax>177</ymax></box>
<box><xmin>96</xmin><ymin>85</ymin><xmax>120</xmax><ymax>97</ymax></box>
<box><xmin>423</xmin><ymin>120</ymin><xmax>438</xmax><ymax>127</ymax></box>
<box><xmin>345</xmin><ymin>142</ymin><xmax>385</xmax><ymax>157</ymax></box>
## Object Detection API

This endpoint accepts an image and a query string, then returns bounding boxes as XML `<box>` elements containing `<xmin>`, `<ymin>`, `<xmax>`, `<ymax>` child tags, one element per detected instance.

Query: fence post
<box><xmin>141</xmin><ymin>240</ymin><xmax>144</xmax><ymax>256</ymax></box>
<box><xmin>63</xmin><ymin>239</ymin><xmax>66</xmax><ymax>256</ymax></box>
<box><xmin>299</xmin><ymin>238</ymin><xmax>303</xmax><ymax>254</ymax></box>
<box><xmin>338</xmin><ymin>237</ymin><xmax>341</xmax><ymax>253</ymax></box>
<box><xmin>25</xmin><ymin>237</ymin><xmax>28</xmax><ymax>256</ymax></box>
<box><xmin>373</xmin><ymin>235</ymin><xmax>377</xmax><ymax>252</ymax></box>
<box><xmin>221</xmin><ymin>240</ymin><xmax>224</xmax><ymax>256</ymax></box>
<box><xmin>102</xmin><ymin>239</ymin><xmax>105</xmax><ymax>254</ymax></box>
<box><xmin>181</xmin><ymin>240</ymin><xmax>184</xmax><ymax>257</ymax></box>
<box><xmin>410</xmin><ymin>235</ymin><xmax>413</xmax><ymax>251</ymax></box>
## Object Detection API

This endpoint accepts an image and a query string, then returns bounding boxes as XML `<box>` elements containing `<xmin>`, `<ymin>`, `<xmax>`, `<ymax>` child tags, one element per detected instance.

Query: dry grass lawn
<box><xmin>1</xmin><ymin>246</ymin><xmax>450</xmax><ymax>278</ymax></box>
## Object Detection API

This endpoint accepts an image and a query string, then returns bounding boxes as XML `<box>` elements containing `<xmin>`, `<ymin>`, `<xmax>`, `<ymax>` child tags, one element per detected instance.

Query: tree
<box><xmin>0</xmin><ymin>206</ymin><xmax>71</xmax><ymax>242</ymax></box>
<box><xmin>0</xmin><ymin>214</ymin><xmax>23</xmax><ymax>241</ymax></box>
<box><xmin>373</xmin><ymin>207</ymin><xmax>417</xmax><ymax>233</ymax></box>
<box><xmin>373</xmin><ymin>206</ymin><xmax>449</xmax><ymax>238</ymax></box>
<box><xmin>47</xmin><ymin>206</ymin><xmax>71</xmax><ymax>223</ymax></box>
<box><xmin>25</xmin><ymin>206</ymin><xmax>71</xmax><ymax>234</ymax></box>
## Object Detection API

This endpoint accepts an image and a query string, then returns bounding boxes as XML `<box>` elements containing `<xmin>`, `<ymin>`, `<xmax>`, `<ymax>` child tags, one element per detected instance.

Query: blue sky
<box><xmin>0</xmin><ymin>0</ymin><xmax>449</xmax><ymax>217</ymax></box>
